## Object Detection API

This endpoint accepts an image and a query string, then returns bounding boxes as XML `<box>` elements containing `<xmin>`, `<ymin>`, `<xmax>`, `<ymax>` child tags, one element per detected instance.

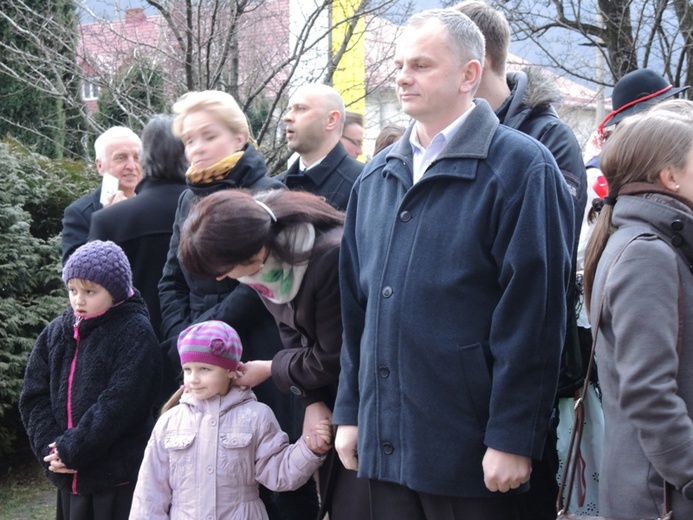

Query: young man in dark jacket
<box><xmin>455</xmin><ymin>2</ymin><xmax>587</xmax><ymax>518</ymax></box>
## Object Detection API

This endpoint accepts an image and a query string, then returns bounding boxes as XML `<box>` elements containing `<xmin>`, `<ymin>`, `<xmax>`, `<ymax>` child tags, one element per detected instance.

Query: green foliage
<box><xmin>0</xmin><ymin>0</ymin><xmax>85</xmax><ymax>159</ymax></box>
<box><xmin>0</xmin><ymin>139</ymin><xmax>94</xmax><ymax>457</ymax></box>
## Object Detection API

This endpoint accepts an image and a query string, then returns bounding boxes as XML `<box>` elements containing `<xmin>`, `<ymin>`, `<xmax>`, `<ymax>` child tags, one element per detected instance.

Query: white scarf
<box><xmin>237</xmin><ymin>223</ymin><xmax>315</xmax><ymax>304</ymax></box>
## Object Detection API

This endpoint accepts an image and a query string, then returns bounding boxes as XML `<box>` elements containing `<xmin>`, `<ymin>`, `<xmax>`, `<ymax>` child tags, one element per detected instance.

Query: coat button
<box><xmin>684</xmin><ymin>484</ymin><xmax>693</xmax><ymax>500</ymax></box>
<box><xmin>672</xmin><ymin>233</ymin><xmax>684</xmax><ymax>247</ymax></box>
<box><xmin>382</xmin><ymin>442</ymin><xmax>394</xmax><ymax>455</ymax></box>
<box><xmin>379</xmin><ymin>365</ymin><xmax>390</xmax><ymax>378</ymax></box>
<box><xmin>399</xmin><ymin>210</ymin><xmax>412</xmax><ymax>222</ymax></box>
<box><xmin>206</xmin><ymin>466</ymin><xmax>213</xmax><ymax>474</ymax></box>
<box><xmin>382</xmin><ymin>286</ymin><xmax>393</xmax><ymax>297</ymax></box>
<box><xmin>672</xmin><ymin>219</ymin><xmax>684</xmax><ymax>231</ymax></box>
<box><xmin>290</xmin><ymin>385</ymin><xmax>304</xmax><ymax>396</ymax></box>
<box><xmin>210</xmin><ymin>419</ymin><xmax>217</xmax><ymax>426</ymax></box>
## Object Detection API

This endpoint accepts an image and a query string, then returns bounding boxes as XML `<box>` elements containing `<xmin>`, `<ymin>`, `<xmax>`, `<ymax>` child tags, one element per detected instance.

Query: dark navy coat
<box><xmin>333</xmin><ymin>99</ymin><xmax>574</xmax><ymax>497</ymax></box>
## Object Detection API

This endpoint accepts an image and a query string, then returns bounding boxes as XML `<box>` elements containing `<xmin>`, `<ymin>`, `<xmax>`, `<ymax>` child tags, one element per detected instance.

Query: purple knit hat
<box><xmin>177</xmin><ymin>320</ymin><xmax>243</xmax><ymax>371</ymax></box>
<box><xmin>62</xmin><ymin>240</ymin><xmax>132</xmax><ymax>303</ymax></box>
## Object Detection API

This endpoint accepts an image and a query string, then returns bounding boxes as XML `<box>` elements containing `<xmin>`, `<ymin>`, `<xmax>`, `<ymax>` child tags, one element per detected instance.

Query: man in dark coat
<box><xmin>61</xmin><ymin>126</ymin><xmax>142</xmax><ymax>264</ymax></box>
<box><xmin>455</xmin><ymin>4</ymin><xmax>588</xmax><ymax>517</ymax></box>
<box><xmin>89</xmin><ymin>115</ymin><xmax>188</xmax><ymax>342</ymax></box>
<box><xmin>334</xmin><ymin>9</ymin><xmax>574</xmax><ymax>519</ymax></box>
<box><xmin>277</xmin><ymin>84</ymin><xmax>363</xmax><ymax>211</ymax></box>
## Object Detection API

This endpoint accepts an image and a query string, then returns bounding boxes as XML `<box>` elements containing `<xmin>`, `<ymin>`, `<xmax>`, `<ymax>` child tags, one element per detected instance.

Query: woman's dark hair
<box><xmin>179</xmin><ymin>189</ymin><xmax>344</xmax><ymax>278</ymax></box>
<box><xmin>140</xmin><ymin>114</ymin><xmax>188</xmax><ymax>181</ymax></box>
<box><xmin>374</xmin><ymin>124</ymin><xmax>405</xmax><ymax>155</ymax></box>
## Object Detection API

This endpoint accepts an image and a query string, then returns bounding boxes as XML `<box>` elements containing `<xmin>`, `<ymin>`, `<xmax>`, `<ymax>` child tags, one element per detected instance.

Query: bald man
<box><xmin>278</xmin><ymin>84</ymin><xmax>363</xmax><ymax>211</ymax></box>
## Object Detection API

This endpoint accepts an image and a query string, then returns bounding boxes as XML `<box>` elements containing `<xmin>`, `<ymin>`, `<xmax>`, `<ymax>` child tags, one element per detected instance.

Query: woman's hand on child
<box><xmin>44</xmin><ymin>443</ymin><xmax>77</xmax><ymax>474</ymax></box>
<box><xmin>233</xmin><ymin>360</ymin><xmax>272</xmax><ymax>388</ymax></box>
<box><xmin>307</xmin><ymin>419</ymin><xmax>333</xmax><ymax>455</ymax></box>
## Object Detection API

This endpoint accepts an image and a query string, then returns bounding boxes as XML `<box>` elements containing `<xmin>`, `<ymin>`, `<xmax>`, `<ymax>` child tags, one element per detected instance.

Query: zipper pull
<box><xmin>73</xmin><ymin>316</ymin><xmax>82</xmax><ymax>340</ymax></box>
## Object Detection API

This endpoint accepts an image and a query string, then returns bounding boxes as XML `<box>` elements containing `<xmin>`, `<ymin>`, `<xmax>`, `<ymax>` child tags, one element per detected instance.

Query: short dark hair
<box><xmin>140</xmin><ymin>114</ymin><xmax>188</xmax><ymax>181</ymax></box>
<box><xmin>344</xmin><ymin>111</ymin><xmax>364</xmax><ymax>129</ymax></box>
<box><xmin>374</xmin><ymin>124</ymin><xmax>405</xmax><ymax>155</ymax></box>
<box><xmin>454</xmin><ymin>1</ymin><xmax>509</xmax><ymax>76</ymax></box>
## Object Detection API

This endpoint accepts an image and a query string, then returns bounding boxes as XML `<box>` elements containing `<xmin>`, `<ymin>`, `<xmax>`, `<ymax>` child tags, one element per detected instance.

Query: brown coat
<box><xmin>257</xmin><ymin>225</ymin><xmax>370</xmax><ymax>520</ymax></box>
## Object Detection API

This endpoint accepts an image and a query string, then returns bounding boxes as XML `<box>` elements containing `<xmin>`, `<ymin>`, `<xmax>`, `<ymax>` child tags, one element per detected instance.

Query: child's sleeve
<box><xmin>253</xmin><ymin>405</ymin><xmax>325</xmax><ymax>492</ymax></box>
<box><xmin>129</xmin><ymin>421</ymin><xmax>172</xmax><ymax>520</ymax></box>
<box><xmin>19</xmin><ymin>327</ymin><xmax>65</xmax><ymax>464</ymax></box>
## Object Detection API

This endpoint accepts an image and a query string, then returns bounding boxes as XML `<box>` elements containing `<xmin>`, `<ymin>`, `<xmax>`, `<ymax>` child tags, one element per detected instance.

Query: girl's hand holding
<box><xmin>308</xmin><ymin>419</ymin><xmax>333</xmax><ymax>455</ymax></box>
<box><xmin>303</xmin><ymin>402</ymin><xmax>333</xmax><ymax>455</ymax></box>
<box><xmin>44</xmin><ymin>442</ymin><xmax>77</xmax><ymax>474</ymax></box>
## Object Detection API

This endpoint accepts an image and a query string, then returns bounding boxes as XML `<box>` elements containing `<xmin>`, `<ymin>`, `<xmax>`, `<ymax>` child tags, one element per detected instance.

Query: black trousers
<box><xmin>369</xmin><ymin>479</ymin><xmax>522</xmax><ymax>520</ymax></box>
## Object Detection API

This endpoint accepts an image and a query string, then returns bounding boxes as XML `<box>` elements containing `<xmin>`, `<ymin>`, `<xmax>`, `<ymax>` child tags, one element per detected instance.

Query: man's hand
<box><xmin>335</xmin><ymin>425</ymin><xmax>359</xmax><ymax>471</ymax></box>
<box><xmin>482</xmin><ymin>447</ymin><xmax>531</xmax><ymax>492</ymax></box>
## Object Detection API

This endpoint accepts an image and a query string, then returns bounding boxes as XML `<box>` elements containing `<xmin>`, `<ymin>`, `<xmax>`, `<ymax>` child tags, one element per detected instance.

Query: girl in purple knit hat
<box><xmin>129</xmin><ymin>320</ymin><xmax>331</xmax><ymax>520</ymax></box>
<box><xmin>19</xmin><ymin>240</ymin><xmax>162</xmax><ymax>520</ymax></box>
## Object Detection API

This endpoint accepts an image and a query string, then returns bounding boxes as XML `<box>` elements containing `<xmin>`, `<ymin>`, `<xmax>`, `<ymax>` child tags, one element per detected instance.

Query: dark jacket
<box><xmin>157</xmin><ymin>144</ymin><xmax>301</xmax><ymax>438</ymax></box>
<box><xmin>61</xmin><ymin>187</ymin><xmax>102</xmax><ymax>265</ymax></box>
<box><xmin>258</xmin><ymin>225</ymin><xmax>370</xmax><ymax>519</ymax></box>
<box><xmin>19</xmin><ymin>291</ymin><xmax>161</xmax><ymax>495</ymax></box>
<box><xmin>499</xmin><ymin>69</ymin><xmax>587</xmax><ymax>239</ymax></box>
<box><xmin>333</xmin><ymin>99</ymin><xmax>574</xmax><ymax>497</ymax></box>
<box><xmin>88</xmin><ymin>177</ymin><xmax>187</xmax><ymax>340</ymax></box>
<box><xmin>276</xmin><ymin>141</ymin><xmax>362</xmax><ymax>211</ymax></box>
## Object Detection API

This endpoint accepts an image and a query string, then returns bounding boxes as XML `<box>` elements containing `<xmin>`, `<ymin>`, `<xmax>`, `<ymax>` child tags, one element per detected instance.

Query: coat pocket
<box><xmin>458</xmin><ymin>342</ymin><xmax>493</xmax><ymax>429</ymax></box>
<box><xmin>164</xmin><ymin>431</ymin><xmax>196</xmax><ymax>488</ymax></box>
<box><xmin>219</xmin><ymin>430</ymin><xmax>254</xmax><ymax>482</ymax></box>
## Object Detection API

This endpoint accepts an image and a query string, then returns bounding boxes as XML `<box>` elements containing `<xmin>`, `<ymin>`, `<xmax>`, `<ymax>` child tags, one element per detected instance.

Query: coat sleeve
<box><xmin>61</xmin><ymin>200</ymin><xmax>91</xmax><ymax>265</ymax></box>
<box><xmin>253</xmin><ymin>405</ymin><xmax>324</xmax><ymax>491</ymax></box>
<box><xmin>332</xmin><ymin>184</ymin><xmax>365</xmax><ymax>426</ymax></box>
<box><xmin>19</xmin><ymin>325</ymin><xmax>66</xmax><ymax>464</ymax></box>
<box><xmin>605</xmin><ymin>239</ymin><xmax>693</xmax><ymax>490</ymax></box>
<box><xmin>55</xmin><ymin>323</ymin><xmax>162</xmax><ymax>470</ymax></box>
<box><xmin>158</xmin><ymin>193</ymin><xmax>193</xmax><ymax>341</ymax></box>
<box><xmin>129</xmin><ymin>420</ymin><xmax>172</xmax><ymax>520</ymax></box>
<box><xmin>484</xmin><ymin>155</ymin><xmax>574</xmax><ymax>459</ymax></box>
<box><xmin>270</xmin><ymin>243</ymin><xmax>343</xmax><ymax>406</ymax></box>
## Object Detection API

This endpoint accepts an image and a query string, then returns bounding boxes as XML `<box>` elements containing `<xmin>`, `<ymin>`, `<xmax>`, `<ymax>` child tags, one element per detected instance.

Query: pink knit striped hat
<box><xmin>177</xmin><ymin>320</ymin><xmax>243</xmax><ymax>371</ymax></box>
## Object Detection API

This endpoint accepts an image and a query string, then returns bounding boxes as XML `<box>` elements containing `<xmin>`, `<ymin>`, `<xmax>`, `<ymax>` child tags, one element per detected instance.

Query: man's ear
<box><xmin>325</xmin><ymin>110</ymin><xmax>341</xmax><ymax>132</ymax></box>
<box><xmin>95</xmin><ymin>158</ymin><xmax>105</xmax><ymax>175</ymax></box>
<box><xmin>460</xmin><ymin>59</ymin><xmax>483</xmax><ymax>94</ymax></box>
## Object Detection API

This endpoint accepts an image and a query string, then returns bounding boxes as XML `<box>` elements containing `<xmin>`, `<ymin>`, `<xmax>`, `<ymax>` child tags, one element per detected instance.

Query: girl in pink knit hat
<box><xmin>129</xmin><ymin>320</ymin><xmax>331</xmax><ymax>520</ymax></box>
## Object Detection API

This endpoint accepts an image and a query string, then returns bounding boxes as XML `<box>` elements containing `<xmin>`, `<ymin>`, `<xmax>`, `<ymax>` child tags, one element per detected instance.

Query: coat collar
<box><xmin>286</xmin><ymin>141</ymin><xmax>351</xmax><ymax>187</ymax></box>
<box><xmin>612</xmin><ymin>184</ymin><xmax>693</xmax><ymax>265</ymax></box>
<box><xmin>383</xmin><ymin>99</ymin><xmax>500</xmax><ymax>185</ymax></box>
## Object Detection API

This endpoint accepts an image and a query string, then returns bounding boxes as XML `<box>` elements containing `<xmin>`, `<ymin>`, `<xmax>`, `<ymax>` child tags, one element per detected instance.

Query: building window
<box><xmin>82</xmin><ymin>81</ymin><xmax>100</xmax><ymax>100</ymax></box>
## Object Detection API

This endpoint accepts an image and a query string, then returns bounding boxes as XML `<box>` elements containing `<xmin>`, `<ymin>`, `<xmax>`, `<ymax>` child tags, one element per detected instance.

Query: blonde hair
<box><xmin>583</xmin><ymin>104</ymin><xmax>693</xmax><ymax>307</ymax></box>
<box><xmin>172</xmin><ymin>90</ymin><xmax>249</xmax><ymax>140</ymax></box>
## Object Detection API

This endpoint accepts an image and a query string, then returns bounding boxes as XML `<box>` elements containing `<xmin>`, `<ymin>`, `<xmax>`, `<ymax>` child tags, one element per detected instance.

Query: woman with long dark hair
<box><xmin>178</xmin><ymin>188</ymin><xmax>371</xmax><ymax>520</ymax></box>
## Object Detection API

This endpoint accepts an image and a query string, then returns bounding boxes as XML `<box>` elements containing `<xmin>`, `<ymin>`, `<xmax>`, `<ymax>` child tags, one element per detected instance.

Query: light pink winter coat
<box><xmin>129</xmin><ymin>387</ymin><xmax>324</xmax><ymax>519</ymax></box>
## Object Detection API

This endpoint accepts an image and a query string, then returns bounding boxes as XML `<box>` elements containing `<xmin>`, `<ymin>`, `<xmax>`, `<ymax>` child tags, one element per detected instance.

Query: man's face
<box><xmin>284</xmin><ymin>90</ymin><xmax>329</xmax><ymax>155</ymax></box>
<box><xmin>96</xmin><ymin>136</ymin><xmax>142</xmax><ymax>198</ymax></box>
<box><xmin>394</xmin><ymin>21</ymin><xmax>467</xmax><ymax>126</ymax></box>
<box><xmin>341</xmin><ymin>123</ymin><xmax>364</xmax><ymax>159</ymax></box>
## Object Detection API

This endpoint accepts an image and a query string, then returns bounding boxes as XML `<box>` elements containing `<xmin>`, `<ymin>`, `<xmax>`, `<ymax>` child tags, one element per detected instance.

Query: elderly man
<box><xmin>61</xmin><ymin>126</ymin><xmax>141</xmax><ymax>263</ymax></box>
<box><xmin>278</xmin><ymin>84</ymin><xmax>363</xmax><ymax>211</ymax></box>
<box><xmin>333</xmin><ymin>9</ymin><xmax>574</xmax><ymax>519</ymax></box>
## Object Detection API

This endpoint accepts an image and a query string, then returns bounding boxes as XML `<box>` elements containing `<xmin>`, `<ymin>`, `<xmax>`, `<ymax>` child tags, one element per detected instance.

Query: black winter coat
<box><xmin>89</xmin><ymin>177</ymin><xmax>188</xmax><ymax>341</ymax></box>
<box><xmin>19</xmin><ymin>292</ymin><xmax>161</xmax><ymax>495</ymax></box>
<box><xmin>61</xmin><ymin>187</ymin><xmax>102</xmax><ymax>265</ymax></box>
<box><xmin>276</xmin><ymin>141</ymin><xmax>362</xmax><ymax>211</ymax></box>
